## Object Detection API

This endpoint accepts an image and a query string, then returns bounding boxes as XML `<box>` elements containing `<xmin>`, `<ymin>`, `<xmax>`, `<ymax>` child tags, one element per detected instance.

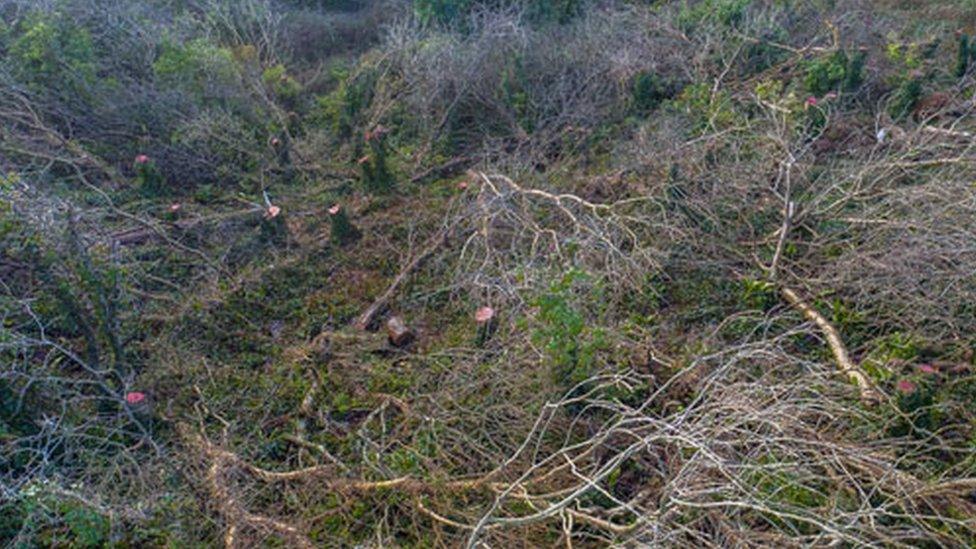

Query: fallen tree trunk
<box><xmin>780</xmin><ymin>285</ymin><xmax>882</xmax><ymax>403</ymax></box>
<box><xmin>109</xmin><ymin>207</ymin><xmax>263</xmax><ymax>246</ymax></box>
<box><xmin>354</xmin><ymin>227</ymin><xmax>452</xmax><ymax>330</ymax></box>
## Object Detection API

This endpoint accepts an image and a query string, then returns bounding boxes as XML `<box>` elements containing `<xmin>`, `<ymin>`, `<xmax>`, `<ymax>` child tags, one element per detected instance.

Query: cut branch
<box><xmin>779</xmin><ymin>285</ymin><xmax>882</xmax><ymax>403</ymax></box>
<box><xmin>354</xmin><ymin>226</ymin><xmax>454</xmax><ymax>330</ymax></box>
<box><xmin>109</xmin><ymin>207</ymin><xmax>263</xmax><ymax>246</ymax></box>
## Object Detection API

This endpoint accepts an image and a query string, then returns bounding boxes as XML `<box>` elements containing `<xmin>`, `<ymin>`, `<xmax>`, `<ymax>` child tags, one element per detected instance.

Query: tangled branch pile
<box><xmin>2</xmin><ymin>0</ymin><xmax>976</xmax><ymax>546</ymax></box>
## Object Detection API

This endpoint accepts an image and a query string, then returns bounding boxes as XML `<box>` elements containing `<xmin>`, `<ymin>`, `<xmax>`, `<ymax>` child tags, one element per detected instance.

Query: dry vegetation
<box><xmin>2</xmin><ymin>0</ymin><xmax>976</xmax><ymax>547</ymax></box>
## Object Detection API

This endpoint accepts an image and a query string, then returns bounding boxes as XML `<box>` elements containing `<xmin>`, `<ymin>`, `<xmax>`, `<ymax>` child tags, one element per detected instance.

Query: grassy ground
<box><xmin>2</xmin><ymin>0</ymin><xmax>976</xmax><ymax>546</ymax></box>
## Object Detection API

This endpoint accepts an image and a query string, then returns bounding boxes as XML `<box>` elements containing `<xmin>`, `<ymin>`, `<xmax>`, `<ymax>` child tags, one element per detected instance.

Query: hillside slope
<box><xmin>2</xmin><ymin>0</ymin><xmax>976</xmax><ymax>546</ymax></box>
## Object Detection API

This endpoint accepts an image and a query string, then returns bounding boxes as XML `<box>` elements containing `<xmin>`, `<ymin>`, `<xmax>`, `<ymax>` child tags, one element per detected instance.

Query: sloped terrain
<box><xmin>2</xmin><ymin>0</ymin><xmax>976</xmax><ymax>546</ymax></box>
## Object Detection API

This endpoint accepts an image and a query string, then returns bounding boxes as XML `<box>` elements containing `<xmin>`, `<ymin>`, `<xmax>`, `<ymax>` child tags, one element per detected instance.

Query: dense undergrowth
<box><xmin>2</xmin><ymin>0</ymin><xmax>976</xmax><ymax>546</ymax></box>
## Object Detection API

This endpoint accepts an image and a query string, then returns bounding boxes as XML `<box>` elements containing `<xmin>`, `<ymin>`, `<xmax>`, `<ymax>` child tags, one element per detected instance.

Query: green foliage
<box><xmin>739</xmin><ymin>278</ymin><xmax>776</xmax><ymax>310</ymax></box>
<box><xmin>499</xmin><ymin>56</ymin><xmax>534</xmax><ymax>134</ymax></box>
<box><xmin>8</xmin><ymin>13</ymin><xmax>96</xmax><ymax>89</ymax></box>
<box><xmin>1</xmin><ymin>213</ymin><xmax>131</xmax><ymax>379</ymax></box>
<box><xmin>881</xmin><ymin>37</ymin><xmax>932</xmax><ymax>120</ymax></box>
<box><xmin>63</xmin><ymin>505</ymin><xmax>110</xmax><ymax>547</ymax></box>
<box><xmin>4</xmin><ymin>2</ymin><xmax>976</xmax><ymax>545</ymax></box>
<box><xmin>414</xmin><ymin>0</ymin><xmax>471</xmax><ymax>26</ymax></box>
<box><xmin>803</xmin><ymin>50</ymin><xmax>863</xmax><ymax>96</ymax></box>
<box><xmin>741</xmin><ymin>28</ymin><xmax>789</xmax><ymax>75</ymax></box>
<box><xmin>316</xmin><ymin>67</ymin><xmax>376</xmax><ymax>139</ymax></box>
<box><xmin>877</xmin><ymin>332</ymin><xmax>919</xmax><ymax>361</ymax></box>
<box><xmin>531</xmin><ymin>270</ymin><xmax>607</xmax><ymax>387</ymax></box>
<box><xmin>843</xmin><ymin>50</ymin><xmax>866</xmax><ymax>91</ymax></box>
<box><xmin>828</xmin><ymin>299</ymin><xmax>866</xmax><ymax>344</ymax></box>
<box><xmin>4</xmin><ymin>482</ymin><xmax>111</xmax><ymax>548</ymax></box>
<box><xmin>890</xmin><ymin>372</ymin><xmax>941</xmax><ymax>439</ymax></box>
<box><xmin>885</xmin><ymin>40</ymin><xmax>923</xmax><ymax>70</ymax></box>
<box><xmin>59</xmin><ymin>244</ymin><xmax>127</xmax><ymax>374</ymax></box>
<box><xmin>748</xmin><ymin>458</ymin><xmax>828</xmax><ymax>511</ymax></box>
<box><xmin>888</xmin><ymin>76</ymin><xmax>922</xmax><ymax>120</ymax></box>
<box><xmin>153</xmin><ymin>38</ymin><xmax>240</xmax><ymax>98</ymax></box>
<box><xmin>677</xmin><ymin>0</ymin><xmax>751</xmax><ymax>31</ymax></box>
<box><xmin>631</xmin><ymin>71</ymin><xmax>669</xmax><ymax>116</ymax></box>
<box><xmin>263</xmin><ymin>63</ymin><xmax>303</xmax><ymax>105</ymax></box>
<box><xmin>672</xmin><ymin>82</ymin><xmax>739</xmax><ymax>134</ymax></box>
<box><xmin>863</xmin><ymin>332</ymin><xmax>919</xmax><ymax>381</ymax></box>
<box><xmin>523</xmin><ymin>0</ymin><xmax>584</xmax><ymax>25</ymax></box>
<box><xmin>134</xmin><ymin>157</ymin><xmax>167</xmax><ymax>197</ymax></box>
<box><xmin>414</xmin><ymin>0</ymin><xmax>584</xmax><ymax>27</ymax></box>
<box><xmin>955</xmin><ymin>33</ymin><xmax>976</xmax><ymax>78</ymax></box>
<box><xmin>360</xmin><ymin>131</ymin><xmax>396</xmax><ymax>194</ymax></box>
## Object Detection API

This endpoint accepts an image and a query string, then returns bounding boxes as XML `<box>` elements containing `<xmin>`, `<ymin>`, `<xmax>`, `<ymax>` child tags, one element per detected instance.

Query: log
<box><xmin>109</xmin><ymin>207</ymin><xmax>263</xmax><ymax>246</ymax></box>
<box><xmin>354</xmin><ymin>228</ymin><xmax>450</xmax><ymax>330</ymax></box>
<box><xmin>780</xmin><ymin>286</ymin><xmax>882</xmax><ymax>403</ymax></box>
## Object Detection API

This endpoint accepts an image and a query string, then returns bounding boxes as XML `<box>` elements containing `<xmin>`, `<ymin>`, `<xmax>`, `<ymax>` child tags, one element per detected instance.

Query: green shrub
<box><xmin>3</xmin><ymin>482</ymin><xmax>111</xmax><ymax>548</ymax></box>
<box><xmin>631</xmin><ymin>71</ymin><xmax>669</xmax><ymax>116</ymax></box>
<box><xmin>803</xmin><ymin>50</ymin><xmax>863</xmax><ymax>96</ymax></box>
<box><xmin>134</xmin><ymin>155</ymin><xmax>166</xmax><ymax>196</ymax></box>
<box><xmin>524</xmin><ymin>0</ymin><xmax>584</xmax><ymax>24</ymax></box>
<box><xmin>499</xmin><ymin>56</ymin><xmax>534</xmax><ymax>133</ymax></box>
<box><xmin>843</xmin><ymin>50</ymin><xmax>866</xmax><ymax>91</ymax></box>
<box><xmin>316</xmin><ymin>67</ymin><xmax>376</xmax><ymax>139</ymax></box>
<box><xmin>739</xmin><ymin>278</ymin><xmax>776</xmax><ymax>310</ymax></box>
<box><xmin>414</xmin><ymin>0</ymin><xmax>471</xmax><ymax>26</ymax></box>
<box><xmin>63</xmin><ymin>505</ymin><xmax>110</xmax><ymax>547</ymax></box>
<box><xmin>672</xmin><ymin>82</ymin><xmax>739</xmax><ymax>134</ymax></box>
<box><xmin>360</xmin><ymin>128</ymin><xmax>395</xmax><ymax>194</ymax></box>
<box><xmin>8</xmin><ymin>13</ymin><xmax>96</xmax><ymax>89</ymax></box>
<box><xmin>414</xmin><ymin>0</ymin><xmax>583</xmax><ymax>27</ymax></box>
<box><xmin>262</xmin><ymin>63</ymin><xmax>303</xmax><ymax>106</ymax></box>
<box><xmin>153</xmin><ymin>38</ymin><xmax>240</xmax><ymax>99</ymax></box>
<box><xmin>888</xmin><ymin>76</ymin><xmax>922</xmax><ymax>120</ymax></box>
<box><xmin>531</xmin><ymin>270</ymin><xmax>607</xmax><ymax>387</ymax></box>
<box><xmin>677</xmin><ymin>0</ymin><xmax>751</xmax><ymax>32</ymax></box>
<box><xmin>741</xmin><ymin>29</ymin><xmax>789</xmax><ymax>75</ymax></box>
<box><xmin>955</xmin><ymin>33</ymin><xmax>976</xmax><ymax>77</ymax></box>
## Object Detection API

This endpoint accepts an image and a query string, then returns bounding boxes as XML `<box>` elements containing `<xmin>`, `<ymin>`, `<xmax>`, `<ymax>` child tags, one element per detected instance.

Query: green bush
<box><xmin>532</xmin><ymin>270</ymin><xmax>607</xmax><ymax>387</ymax></box>
<box><xmin>262</xmin><ymin>63</ymin><xmax>303</xmax><ymax>106</ymax></box>
<box><xmin>741</xmin><ymin>29</ymin><xmax>789</xmax><ymax>75</ymax></box>
<box><xmin>523</xmin><ymin>0</ymin><xmax>584</xmax><ymax>24</ymax></box>
<box><xmin>414</xmin><ymin>0</ymin><xmax>583</xmax><ymax>27</ymax></box>
<box><xmin>62</xmin><ymin>505</ymin><xmax>110</xmax><ymax>547</ymax></box>
<box><xmin>739</xmin><ymin>278</ymin><xmax>776</xmax><ymax>310</ymax></box>
<box><xmin>360</xmin><ymin>128</ymin><xmax>396</xmax><ymax>194</ymax></box>
<box><xmin>153</xmin><ymin>38</ymin><xmax>240</xmax><ymax>99</ymax></box>
<box><xmin>8</xmin><ymin>13</ymin><xmax>96</xmax><ymax>89</ymax></box>
<box><xmin>415</xmin><ymin>0</ymin><xmax>471</xmax><ymax>26</ymax></box>
<box><xmin>955</xmin><ymin>32</ymin><xmax>976</xmax><ymax>77</ymax></box>
<box><xmin>672</xmin><ymin>81</ymin><xmax>739</xmax><ymax>134</ymax></box>
<box><xmin>843</xmin><ymin>50</ymin><xmax>866</xmax><ymax>91</ymax></box>
<box><xmin>677</xmin><ymin>0</ymin><xmax>751</xmax><ymax>32</ymax></box>
<box><xmin>2</xmin><ymin>483</ymin><xmax>111</xmax><ymax>548</ymax></box>
<box><xmin>888</xmin><ymin>76</ymin><xmax>922</xmax><ymax>120</ymax></box>
<box><xmin>631</xmin><ymin>71</ymin><xmax>669</xmax><ymax>116</ymax></box>
<box><xmin>803</xmin><ymin>50</ymin><xmax>863</xmax><ymax>96</ymax></box>
<box><xmin>499</xmin><ymin>56</ymin><xmax>534</xmax><ymax>133</ymax></box>
<box><xmin>316</xmin><ymin>67</ymin><xmax>376</xmax><ymax>139</ymax></box>
<box><xmin>134</xmin><ymin>156</ymin><xmax>166</xmax><ymax>196</ymax></box>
